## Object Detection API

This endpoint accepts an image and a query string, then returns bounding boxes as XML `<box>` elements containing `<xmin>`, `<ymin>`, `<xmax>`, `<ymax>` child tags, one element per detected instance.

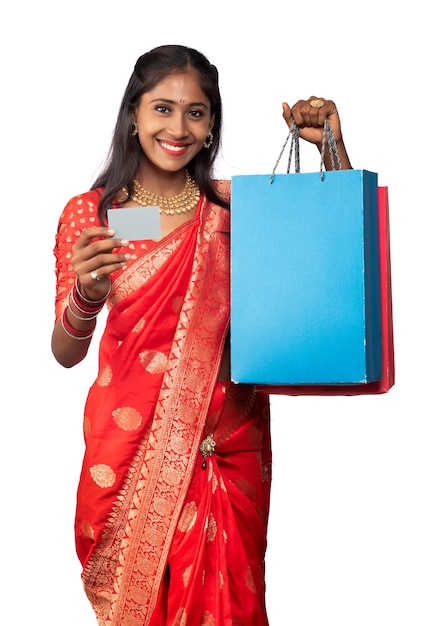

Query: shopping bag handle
<box><xmin>269</xmin><ymin>119</ymin><xmax>342</xmax><ymax>184</ymax></box>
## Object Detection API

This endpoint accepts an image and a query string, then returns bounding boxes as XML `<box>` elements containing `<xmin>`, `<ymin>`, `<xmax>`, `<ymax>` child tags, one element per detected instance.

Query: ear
<box><xmin>209</xmin><ymin>113</ymin><xmax>215</xmax><ymax>132</ymax></box>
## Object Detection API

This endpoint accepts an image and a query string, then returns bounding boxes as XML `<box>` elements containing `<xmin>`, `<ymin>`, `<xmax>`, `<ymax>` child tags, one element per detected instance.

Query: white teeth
<box><xmin>160</xmin><ymin>141</ymin><xmax>185</xmax><ymax>152</ymax></box>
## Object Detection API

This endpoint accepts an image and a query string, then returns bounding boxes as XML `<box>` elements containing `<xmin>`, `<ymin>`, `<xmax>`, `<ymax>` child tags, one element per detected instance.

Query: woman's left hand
<box><xmin>282</xmin><ymin>96</ymin><xmax>351</xmax><ymax>170</ymax></box>
<box><xmin>282</xmin><ymin>96</ymin><xmax>342</xmax><ymax>147</ymax></box>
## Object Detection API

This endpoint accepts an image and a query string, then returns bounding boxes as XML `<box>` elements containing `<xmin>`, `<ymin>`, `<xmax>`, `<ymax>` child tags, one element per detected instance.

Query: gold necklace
<box><xmin>126</xmin><ymin>170</ymin><xmax>200</xmax><ymax>215</ymax></box>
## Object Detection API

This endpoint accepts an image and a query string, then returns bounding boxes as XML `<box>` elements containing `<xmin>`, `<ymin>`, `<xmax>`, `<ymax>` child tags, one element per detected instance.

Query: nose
<box><xmin>167</xmin><ymin>113</ymin><xmax>189</xmax><ymax>139</ymax></box>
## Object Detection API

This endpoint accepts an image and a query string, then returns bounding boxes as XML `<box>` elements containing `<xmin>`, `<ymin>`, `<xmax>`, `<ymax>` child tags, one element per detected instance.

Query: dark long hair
<box><xmin>92</xmin><ymin>44</ymin><xmax>229</xmax><ymax>221</ymax></box>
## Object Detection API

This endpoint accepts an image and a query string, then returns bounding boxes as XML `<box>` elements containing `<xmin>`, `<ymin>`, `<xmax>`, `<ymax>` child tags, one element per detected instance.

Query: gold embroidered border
<box><xmin>108</xmin><ymin>198</ymin><xmax>230</xmax><ymax>625</ymax></box>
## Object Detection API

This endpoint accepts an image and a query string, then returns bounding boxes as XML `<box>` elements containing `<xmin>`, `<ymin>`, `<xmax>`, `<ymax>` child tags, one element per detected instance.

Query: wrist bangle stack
<box><xmin>71</xmin><ymin>277</ymin><xmax>110</xmax><ymax>316</ymax></box>
<box><xmin>61</xmin><ymin>277</ymin><xmax>111</xmax><ymax>341</ymax></box>
<box><xmin>61</xmin><ymin>308</ymin><xmax>96</xmax><ymax>340</ymax></box>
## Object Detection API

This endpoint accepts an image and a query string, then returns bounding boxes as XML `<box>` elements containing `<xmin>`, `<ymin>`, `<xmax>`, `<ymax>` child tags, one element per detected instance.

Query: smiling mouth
<box><xmin>159</xmin><ymin>140</ymin><xmax>189</xmax><ymax>153</ymax></box>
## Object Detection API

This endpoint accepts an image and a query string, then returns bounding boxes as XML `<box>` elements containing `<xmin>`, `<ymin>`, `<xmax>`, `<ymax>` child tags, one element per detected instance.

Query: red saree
<box><xmin>53</xmin><ymin>184</ymin><xmax>272</xmax><ymax>626</ymax></box>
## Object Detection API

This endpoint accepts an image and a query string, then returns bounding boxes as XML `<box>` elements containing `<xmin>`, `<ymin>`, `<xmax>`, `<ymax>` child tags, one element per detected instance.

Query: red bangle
<box><xmin>68</xmin><ymin>297</ymin><xmax>99</xmax><ymax>321</ymax></box>
<box><xmin>71</xmin><ymin>277</ymin><xmax>109</xmax><ymax>315</ymax></box>
<box><xmin>61</xmin><ymin>308</ymin><xmax>95</xmax><ymax>340</ymax></box>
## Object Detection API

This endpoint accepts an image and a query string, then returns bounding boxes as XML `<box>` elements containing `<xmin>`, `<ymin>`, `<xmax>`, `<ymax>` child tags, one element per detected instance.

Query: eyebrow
<box><xmin>150</xmin><ymin>98</ymin><xmax>209</xmax><ymax>108</ymax></box>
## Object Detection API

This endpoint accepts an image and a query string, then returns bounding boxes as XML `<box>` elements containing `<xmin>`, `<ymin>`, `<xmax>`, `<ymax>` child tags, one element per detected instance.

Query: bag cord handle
<box><xmin>269</xmin><ymin>119</ymin><xmax>342</xmax><ymax>184</ymax></box>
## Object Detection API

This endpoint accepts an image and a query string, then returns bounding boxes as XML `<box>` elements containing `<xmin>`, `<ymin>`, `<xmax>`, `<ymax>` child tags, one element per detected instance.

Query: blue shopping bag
<box><xmin>230</xmin><ymin>124</ymin><xmax>382</xmax><ymax>386</ymax></box>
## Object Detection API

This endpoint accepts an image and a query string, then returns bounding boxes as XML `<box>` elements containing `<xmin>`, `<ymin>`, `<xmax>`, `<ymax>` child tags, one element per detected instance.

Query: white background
<box><xmin>1</xmin><ymin>1</ymin><xmax>440</xmax><ymax>625</ymax></box>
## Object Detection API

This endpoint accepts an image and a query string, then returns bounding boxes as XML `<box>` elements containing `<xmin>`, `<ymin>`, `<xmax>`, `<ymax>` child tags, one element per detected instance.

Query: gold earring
<box><xmin>204</xmin><ymin>131</ymin><xmax>213</xmax><ymax>149</ymax></box>
<box><xmin>132</xmin><ymin>121</ymin><xmax>138</xmax><ymax>137</ymax></box>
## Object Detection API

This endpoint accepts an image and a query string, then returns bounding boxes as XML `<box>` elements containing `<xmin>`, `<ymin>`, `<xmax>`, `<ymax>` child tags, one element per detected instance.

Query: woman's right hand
<box><xmin>71</xmin><ymin>227</ymin><xmax>131</xmax><ymax>300</ymax></box>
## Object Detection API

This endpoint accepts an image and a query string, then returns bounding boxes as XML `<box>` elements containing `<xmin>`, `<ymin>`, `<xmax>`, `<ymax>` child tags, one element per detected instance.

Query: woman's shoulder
<box><xmin>206</xmin><ymin>180</ymin><xmax>231</xmax><ymax>233</ymax></box>
<box><xmin>58</xmin><ymin>188</ymin><xmax>104</xmax><ymax>223</ymax></box>
<box><xmin>62</xmin><ymin>188</ymin><xmax>103</xmax><ymax>210</ymax></box>
<box><xmin>213</xmin><ymin>179</ymin><xmax>231</xmax><ymax>203</ymax></box>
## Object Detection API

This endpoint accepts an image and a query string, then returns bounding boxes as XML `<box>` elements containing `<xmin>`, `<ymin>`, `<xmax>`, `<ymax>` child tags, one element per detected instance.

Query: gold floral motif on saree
<box><xmin>90</xmin><ymin>464</ymin><xmax>117</xmax><ymax>489</ymax></box>
<box><xmin>112</xmin><ymin>407</ymin><xmax>143</xmax><ymax>431</ymax></box>
<box><xmin>139</xmin><ymin>350</ymin><xmax>168</xmax><ymax>374</ymax></box>
<box><xmin>97</xmin><ymin>364</ymin><xmax>113</xmax><ymax>386</ymax></box>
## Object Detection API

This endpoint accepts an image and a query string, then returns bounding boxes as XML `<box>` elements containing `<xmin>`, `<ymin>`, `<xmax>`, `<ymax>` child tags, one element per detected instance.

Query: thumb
<box><xmin>282</xmin><ymin>102</ymin><xmax>293</xmax><ymax>127</ymax></box>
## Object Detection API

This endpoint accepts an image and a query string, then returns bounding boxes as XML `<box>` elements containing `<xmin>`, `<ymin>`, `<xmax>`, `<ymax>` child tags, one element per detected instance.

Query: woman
<box><xmin>52</xmin><ymin>44</ymin><xmax>351</xmax><ymax>626</ymax></box>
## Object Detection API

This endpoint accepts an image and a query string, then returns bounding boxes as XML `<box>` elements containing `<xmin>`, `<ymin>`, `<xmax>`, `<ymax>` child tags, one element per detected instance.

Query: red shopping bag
<box><xmin>257</xmin><ymin>186</ymin><xmax>394</xmax><ymax>396</ymax></box>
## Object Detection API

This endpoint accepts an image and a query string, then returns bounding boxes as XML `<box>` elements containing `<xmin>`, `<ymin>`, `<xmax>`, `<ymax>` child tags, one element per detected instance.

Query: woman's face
<box><xmin>134</xmin><ymin>71</ymin><xmax>215</xmax><ymax>175</ymax></box>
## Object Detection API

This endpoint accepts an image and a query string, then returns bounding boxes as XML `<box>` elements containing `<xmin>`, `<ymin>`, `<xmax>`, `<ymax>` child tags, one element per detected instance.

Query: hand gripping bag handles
<box><xmin>230</xmin><ymin>121</ymin><xmax>394</xmax><ymax>394</ymax></box>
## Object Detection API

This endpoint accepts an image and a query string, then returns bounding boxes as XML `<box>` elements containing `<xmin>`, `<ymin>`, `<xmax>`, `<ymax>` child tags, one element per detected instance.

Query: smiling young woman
<box><xmin>51</xmin><ymin>44</ymin><xmax>351</xmax><ymax>626</ymax></box>
<box><xmin>133</xmin><ymin>73</ymin><xmax>215</xmax><ymax>181</ymax></box>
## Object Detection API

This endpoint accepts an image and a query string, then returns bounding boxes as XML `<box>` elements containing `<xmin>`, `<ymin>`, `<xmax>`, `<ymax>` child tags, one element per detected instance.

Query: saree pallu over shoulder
<box><xmin>78</xmin><ymin>197</ymin><xmax>232</xmax><ymax>625</ymax></box>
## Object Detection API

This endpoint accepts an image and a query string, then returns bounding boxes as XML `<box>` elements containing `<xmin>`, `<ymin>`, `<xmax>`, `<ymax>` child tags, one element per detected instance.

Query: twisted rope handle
<box><xmin>269</xmin><ymin>119</ymin><xmax>341</xmax><ymax>184</ymax></box>
<box><xmin>269</xmin><ymin>123</ymin><xmax>299</xmax><ymax>184</ymax></box>
<box><xmin>320</xmin><ymin>119</ymin><xmax>342</xmax><ymax>179</ymax></box>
